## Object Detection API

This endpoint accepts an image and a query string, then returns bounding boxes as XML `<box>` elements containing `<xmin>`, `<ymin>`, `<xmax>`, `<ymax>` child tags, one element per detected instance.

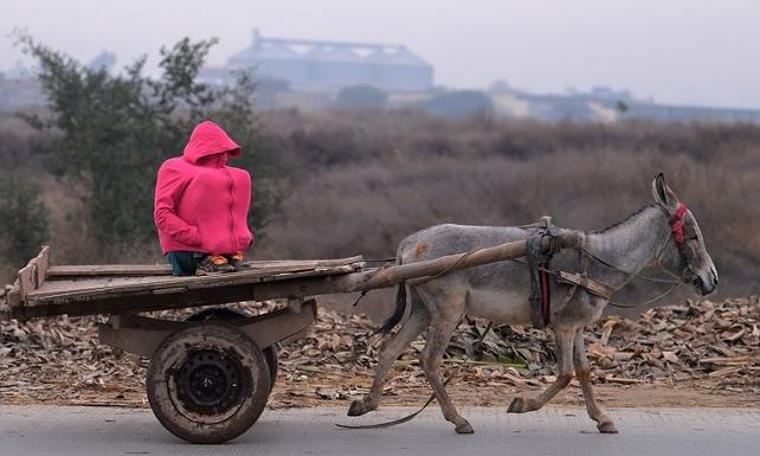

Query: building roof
<box><xmin>228</xmin><ymin>30</ymin><xmax>431</xmax><ymax>68</ymax></box>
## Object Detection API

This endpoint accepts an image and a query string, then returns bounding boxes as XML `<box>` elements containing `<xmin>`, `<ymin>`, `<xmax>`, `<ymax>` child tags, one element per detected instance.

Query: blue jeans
<box><xmin>167</xmin><ymin>251</ymin><xmax>205</xmax><ymax>276</ymax></box>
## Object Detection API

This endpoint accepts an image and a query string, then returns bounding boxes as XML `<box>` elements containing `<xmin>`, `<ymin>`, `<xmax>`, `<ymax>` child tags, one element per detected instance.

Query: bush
<box><xmin>335</xmin><ymin>85</ymin><xmax>387</xmax><ymax>110</ymax></box>
<box><xmin>423</xmin><ymin>90</ymin><xmax>493</xmax><ymax>118</ymax></box>
<box><xmin>0</xmin><ymin>170</ymin><xmax>48</xmax><ymax>268</ymax></box>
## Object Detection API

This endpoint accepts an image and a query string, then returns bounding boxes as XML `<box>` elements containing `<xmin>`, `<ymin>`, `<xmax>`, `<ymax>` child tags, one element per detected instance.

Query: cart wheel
<box><xmin>147</xmin><ymin>323</ymin><xmax>270</xmax><ymax>444</ymax></box>
<box><xmin>264</xmin><ymin>344</ymin><xmax>278</xmax><ymax>390</ymax></box>
<box><xmin>186</xmin><ymin>308</ymin><xmax>278</xmax><ymax>390</ymax></box>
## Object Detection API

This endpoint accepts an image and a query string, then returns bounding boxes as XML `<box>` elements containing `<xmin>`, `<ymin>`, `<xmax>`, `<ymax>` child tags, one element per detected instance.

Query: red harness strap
<box><xmin>670</xmin><ymin>202</ymin><xmax>688</xmax><ymax>244</ymax></box>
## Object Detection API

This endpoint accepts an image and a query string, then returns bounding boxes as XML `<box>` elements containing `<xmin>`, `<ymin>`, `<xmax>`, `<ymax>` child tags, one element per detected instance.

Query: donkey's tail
<box><xmin>375</xmin><ymin>282</ymin><xmax>407</xmax><ymax>335</ymax></box>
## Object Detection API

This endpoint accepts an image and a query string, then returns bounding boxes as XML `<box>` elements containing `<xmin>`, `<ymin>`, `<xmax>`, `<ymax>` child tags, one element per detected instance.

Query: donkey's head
<box><xmin>651</xmin><ymin>173</ymin><xmax>718</xmax><ymax>295</ymax></box>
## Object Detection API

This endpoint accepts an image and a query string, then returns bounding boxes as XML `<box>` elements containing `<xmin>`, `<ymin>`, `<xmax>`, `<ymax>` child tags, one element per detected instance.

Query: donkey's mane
<box><xmin>589</xmin><ymin>203</ymin><xmax>660</xmax><ymax>235</ymax></box>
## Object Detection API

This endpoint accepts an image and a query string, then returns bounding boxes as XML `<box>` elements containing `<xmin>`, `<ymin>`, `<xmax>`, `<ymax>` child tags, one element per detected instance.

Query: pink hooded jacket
<box><xmin>154</xmin><ymin>121</ymin><xmax>253</xmax><ymax>255</ymax></box>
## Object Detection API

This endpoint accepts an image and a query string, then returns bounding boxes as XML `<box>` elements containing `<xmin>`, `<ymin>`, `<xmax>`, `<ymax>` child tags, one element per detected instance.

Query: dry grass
<box><xmin>2</xmin><ymin>110</ymin><xmax>759</xmax><ymax>299</ymax></box>
<box><xmin>255</xmin><ymin>111</ymin><xmax>760</xmax><ymax>299</ymax></box>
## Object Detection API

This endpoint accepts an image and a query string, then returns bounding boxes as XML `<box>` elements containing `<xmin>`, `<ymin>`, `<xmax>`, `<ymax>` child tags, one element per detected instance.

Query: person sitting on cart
<box><xmin>154</xmin><ymin>120</ymin><xmax>254</xmax><ymax>275</ymax></box>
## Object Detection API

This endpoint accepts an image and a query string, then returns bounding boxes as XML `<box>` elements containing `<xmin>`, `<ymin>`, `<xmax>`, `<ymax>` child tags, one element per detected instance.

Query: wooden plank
<box><xmin>35</xmin><ymin>245</ymin><xmax>51</xmax><ymax>288</ymax></box>
<box><xmin>15</xmin><ymin>246</ymin><xmax>51</xmax><ymax>300</ymax></box>
<box><xmin>48</xmin><ymin>264</ymin><xmax>172</xmax><ymax>277</ymax></box>
<box><xmin>17</xmin><ymin>264</ymin><xmax>35</xmax><ymax>301</ymax></box>
<box><xmin>11</xmin><ymin>273</ymin><xmax>348</xmax><ymax>320</ymax></box>
<box><xmin>46</xmin><ymin>256</ymin><xmax>365</xmax><ymax>277</ymax></box>
<box><xmin>7</xmin><ymin>289</ymin><xmax>21</xmax><ymax>308</ymax></box>
<box><xmin>25</xmin><ymin>260</ymin><xmax>365</xmax><ymax>303</ymax></box>
<box><xmin>339</xmin><ymin>231</ymin><xmax>583</xmax><ymax>293</ymax></box>
<box><xmin>97</xmin><ymin>300</ymin><xmax>317</xmax><ymax>357</ymax></box>
<box><xmin>5</xmin><ymin>283</ymin><xmax>20</xmax><ymax>308</ymax></box>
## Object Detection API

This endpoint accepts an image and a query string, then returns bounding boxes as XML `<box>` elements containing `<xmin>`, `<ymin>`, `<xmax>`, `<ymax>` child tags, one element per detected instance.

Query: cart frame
<box><xmin>0</xmin><ymin>232</ymin><xmax>582</xmax><ymax>443</ymax></box>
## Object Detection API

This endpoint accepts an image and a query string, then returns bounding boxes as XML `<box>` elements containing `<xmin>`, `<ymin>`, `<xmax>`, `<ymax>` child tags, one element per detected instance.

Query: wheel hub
<box><xmin>175</xmin><ymin>349</ymin><xmax>244</xmax><ymax>415</ymax></box>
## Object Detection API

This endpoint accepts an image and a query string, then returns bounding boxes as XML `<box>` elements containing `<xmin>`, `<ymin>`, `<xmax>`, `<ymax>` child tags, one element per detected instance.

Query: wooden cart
<box><xmin>0</xmin><ymin>233</ymin><xmax>581</xmax><ymax>443</ymax></box>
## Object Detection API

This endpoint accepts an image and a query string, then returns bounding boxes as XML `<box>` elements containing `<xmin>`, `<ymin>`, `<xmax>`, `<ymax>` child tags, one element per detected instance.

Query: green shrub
<box><xmin>0</xmin><ymin>171</ymin><xmax>48</xmax><ymax>267</ymax></box>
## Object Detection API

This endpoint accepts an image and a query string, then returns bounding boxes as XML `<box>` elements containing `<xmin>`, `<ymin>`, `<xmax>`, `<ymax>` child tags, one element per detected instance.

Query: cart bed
<box><xmin>1</xmin><ymin>246</ymin><xmax>366</xmax><ymax>320</ymax></box>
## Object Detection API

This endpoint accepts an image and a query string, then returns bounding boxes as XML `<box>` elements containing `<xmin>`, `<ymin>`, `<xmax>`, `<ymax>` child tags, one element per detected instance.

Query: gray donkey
<box><xmin>347</xmin><ymin>173</ymin><xmax>718</xmax><ymax>434</ymax></box>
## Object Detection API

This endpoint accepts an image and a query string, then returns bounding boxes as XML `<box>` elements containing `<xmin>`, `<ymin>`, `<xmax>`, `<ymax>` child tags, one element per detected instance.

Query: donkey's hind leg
<box><xmin>348</xmin><ymin>293</ymin><xmax>429</xmax><ymax>417</ymax></box>
<box><xmin>418</xmin><ymin>297</ymin><xmax>473</xmax><ymax>434</ymax></box>
<box><xmin>508</xmin><ymin>327</ymin><xmax>575</xmax><ymax>413</ymax></box>
<box><xmin>573</xmin><ymin>331</ymin><xmax>618</xmax><ymax>433</ymax></box>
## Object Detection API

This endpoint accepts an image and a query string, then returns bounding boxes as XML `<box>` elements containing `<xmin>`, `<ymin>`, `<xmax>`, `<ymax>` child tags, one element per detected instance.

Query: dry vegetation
<box><xmin>256</xmin><ymin>111</ymin><xmax>760</xmax><ymax>301</ymax></box>
<box><xmin>2</xmin><ymin>109</ymin><xmax>759</xmax><ymax>302</ymax></box>
<box><xmin>2</xmin><ymin>297</ymin><xmax>759</xmax><ymax>408</ymax></box>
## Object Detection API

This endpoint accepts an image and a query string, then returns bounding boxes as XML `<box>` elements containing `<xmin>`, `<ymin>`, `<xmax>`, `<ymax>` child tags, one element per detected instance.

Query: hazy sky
<box><xmin>2</xmin><ymin>0</ymin><xmax>759</xmax><ymax>109</ymax></box>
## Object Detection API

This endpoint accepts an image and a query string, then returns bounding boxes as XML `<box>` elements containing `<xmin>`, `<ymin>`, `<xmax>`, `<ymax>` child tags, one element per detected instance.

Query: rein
<box><xmin>580</xmin><ymin>202</ymin><xmax>690</xmax><ymax>309</ymax></box>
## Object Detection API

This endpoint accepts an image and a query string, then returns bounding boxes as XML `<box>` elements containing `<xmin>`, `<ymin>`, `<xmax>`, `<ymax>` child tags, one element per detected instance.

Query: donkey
<box><xmin>347</xmin><ymin>174</ymin><xmax>718</xmax><ymax>434</ymax></box>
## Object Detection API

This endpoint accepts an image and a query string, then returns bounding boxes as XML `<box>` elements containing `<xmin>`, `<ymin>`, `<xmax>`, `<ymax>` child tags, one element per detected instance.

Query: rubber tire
<box><xmin>186</xmin><ymin>308</ymin><xmax>278</xmax><ymax>390</ymax></box>
<box><xmin>263</xmin><ymin>345</ymin><xmax>278</xmax><ymax>390</ymax></box>
<box><xmin>147</xmin><ymin>323</ymin><xmax>271</xmax><ymax>444</ymax></box>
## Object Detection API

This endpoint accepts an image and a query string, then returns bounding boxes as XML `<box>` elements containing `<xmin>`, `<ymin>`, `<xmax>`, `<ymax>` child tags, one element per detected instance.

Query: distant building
<box><xmin>207</xmin><ymin>30</ymin><xmax>434</xmax><ymax>92</ymax></box>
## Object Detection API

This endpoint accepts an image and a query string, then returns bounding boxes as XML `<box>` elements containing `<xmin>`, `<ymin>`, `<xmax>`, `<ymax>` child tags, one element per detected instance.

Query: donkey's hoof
<box><xmin>347</xmin><ymin>399</ymin><xmax>374</xmax><ymax>417</ymax></box>
<box><xmin>597</xmin><ymin>421</ymin><xmax>619</xmax><ymax>434</ymax></box>
<box><xmin>455</xmin><ymin>420</ymin><xmax>474</xmax><ymax>434</ymax></box>
<box><xmin>507</xmin><ymin>397</ymin><xmax>528</xmax><ymax>414</ymax></box>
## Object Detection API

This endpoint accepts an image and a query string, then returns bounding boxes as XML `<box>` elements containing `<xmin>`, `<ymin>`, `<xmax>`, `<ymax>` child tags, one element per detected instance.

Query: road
<box><xmin>1</xmin><ymin>405</ymin><xmax>759</xmax><ymax>455</ymax></box>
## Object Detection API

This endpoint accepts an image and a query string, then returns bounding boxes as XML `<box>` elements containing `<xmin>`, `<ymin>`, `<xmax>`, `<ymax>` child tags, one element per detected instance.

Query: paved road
<box><xmin>1</xmin><ymin>405</ymin><xmax>759</xmax><ymax>455</ymax></box>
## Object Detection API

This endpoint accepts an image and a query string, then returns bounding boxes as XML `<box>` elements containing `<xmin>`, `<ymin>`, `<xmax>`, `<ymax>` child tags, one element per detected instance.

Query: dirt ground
<box><xmin>1</xmin><ymin>369</ymin><xmax>757</xmax><ymax>411</ymax></box>
<box><xmin>2</xmin><ymin>297</ymin><xmax>759</xmax><ymax>411</ymax></box>
<box><xmin>268</xmin><ymin>378</ymin><xmax>760</xmax><ymax>410</ymax></box>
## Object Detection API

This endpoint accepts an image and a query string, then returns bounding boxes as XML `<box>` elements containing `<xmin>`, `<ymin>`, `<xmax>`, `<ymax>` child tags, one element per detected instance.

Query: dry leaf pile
<box><xmin>1</xmin><ymin>296</ymin><xmax>759</xmax><ymax>406</ymax></box>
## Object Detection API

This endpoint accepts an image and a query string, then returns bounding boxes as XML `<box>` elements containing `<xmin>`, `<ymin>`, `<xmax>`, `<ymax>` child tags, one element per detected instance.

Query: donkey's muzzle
<box><xmin>695</xmin><ymin>269</ymin><xmax>717</xmax><ymax>296</ymax></box>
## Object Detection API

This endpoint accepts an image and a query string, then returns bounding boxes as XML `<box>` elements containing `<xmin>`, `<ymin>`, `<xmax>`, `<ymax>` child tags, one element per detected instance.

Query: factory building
<box><xmin>220</xmin><ymin>30</ymin><xmax>433</xmax><ymax>92</ymax></box>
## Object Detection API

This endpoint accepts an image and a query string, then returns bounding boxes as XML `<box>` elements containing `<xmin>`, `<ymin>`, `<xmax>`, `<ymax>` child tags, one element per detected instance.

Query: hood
<box><xmin>182</xmin><ymin>120</ymin><xmax>241</xmax><ymax>165</ymax></box>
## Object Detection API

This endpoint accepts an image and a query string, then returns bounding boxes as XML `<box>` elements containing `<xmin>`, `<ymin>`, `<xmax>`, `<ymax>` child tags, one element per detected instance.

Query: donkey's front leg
<box><xmin>573</xmin><ymin>331</ymin><xmax>618</xmax><ymax>433</ymax></box>
<box><xmin>508</xmin><ymin>327</ymin><xmax>575</xmax><ymax>413</ymax></box>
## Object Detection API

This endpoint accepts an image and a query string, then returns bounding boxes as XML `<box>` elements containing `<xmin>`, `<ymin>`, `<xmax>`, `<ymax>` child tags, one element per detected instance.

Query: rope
<box><xmin>579</xmin><ymin>245</ymin><xmax>685</xmax><ymax>309</ymax></box>
<box><xmin>338</xmin><ymin>316</ymin><xmax>485</xmax><ymax>430</ymax></box>
<box><xmin>608</xmin><ymin>282</ymin><xmax>682</xmax><ymax>309</ymax></box>
<box><xmin>580</xmin><ymin>247</ymin><xmax>681</xmax><ymax>285</ymax></box>
<box><xmin>363</xmin><ymin>257</ymin><xmax>397</xmax><ymax>264</ymax></box>
<box><xmin>473</xmin><ymin>321</ymin><xmax>494</xmax><ymax>352</ymax></box>
<box><xmin>335</xmin><ymin>375</ymin><xmax>455</xmax><ymax>430</ymax></box>
<box><xmin>351</xmin><ymin>290</ymin><xmax>368</xmax><ymax>307</ymax></box>
<box><xmin>406</xmin><ymin>250</ymin><xmax>476</xmax><ymax>286</ymax></box>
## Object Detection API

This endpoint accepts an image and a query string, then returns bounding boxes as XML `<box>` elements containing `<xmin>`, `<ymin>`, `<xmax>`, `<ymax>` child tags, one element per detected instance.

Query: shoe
<box><xmin>196</xmin><ymin>254</ymin><xmax>236</xmax><ymax>275</ymax></box>
<box><xmin>227</xmin><ymin>251</ymin><xmax>245</xmax><ymax>270</ymax></box>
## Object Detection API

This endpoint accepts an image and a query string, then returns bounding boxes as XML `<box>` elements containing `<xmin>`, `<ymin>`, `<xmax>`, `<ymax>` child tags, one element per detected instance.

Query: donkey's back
<box><xmin>396</xmin><ymin>223</ymin><xmax>546</xmax><ymax>326</ymax></box>
<box><xmin>397</xmin><ymin>223</ymin><xmax>532</xmax><ymax>264</ymax></box>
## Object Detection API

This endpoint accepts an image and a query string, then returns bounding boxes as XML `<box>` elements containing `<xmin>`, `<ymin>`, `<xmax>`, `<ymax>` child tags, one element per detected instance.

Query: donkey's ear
<box><xmin>651</xmin><ymin>173</ymin><xmax>679</xmax><ymax>211</ymax></box>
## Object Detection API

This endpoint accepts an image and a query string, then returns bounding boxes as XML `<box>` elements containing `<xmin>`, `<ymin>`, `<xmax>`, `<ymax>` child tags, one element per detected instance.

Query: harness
<box><xmin>525</xmin><ymin>202</ymin><xmax>691</xmax><ymax>326</ymax></box>
<box><xmin>525</xmin><ymin>220</ymin><xmax>560</xmax><ymax>329</ymax></box>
